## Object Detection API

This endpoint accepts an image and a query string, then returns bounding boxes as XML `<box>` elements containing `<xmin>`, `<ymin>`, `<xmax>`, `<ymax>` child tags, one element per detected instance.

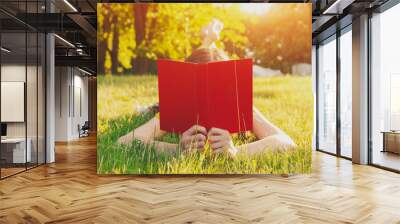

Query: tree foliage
<box><xmin>245</xmin><ymin>4</ymin><xmax>312</xmax><ymax>73</ymax></box>
<box><xmin>98</xmin><ymin>3</ymin><xmax>311</xmax><ymax>75</ymax></box>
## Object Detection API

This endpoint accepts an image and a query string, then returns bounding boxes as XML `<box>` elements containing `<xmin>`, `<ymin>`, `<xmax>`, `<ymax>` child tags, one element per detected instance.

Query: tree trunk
<box><xmin>98</xmin><ymin>14</ymin><xmax>110</xmax><ymax>75</ymax></box>
<box><xmin>111</xmin><ymin>14</ymin><xmax>120</xmax><ymax>75</ymax></box>
<box><xmin>98</xmin><ymin>41</ymin><xmax>106</xmax><ymax>75</ymax></box>
<box><xmin>133</xmin><ymin>4</ymin><xmax>149</xmax><ymax>74</ymax></box>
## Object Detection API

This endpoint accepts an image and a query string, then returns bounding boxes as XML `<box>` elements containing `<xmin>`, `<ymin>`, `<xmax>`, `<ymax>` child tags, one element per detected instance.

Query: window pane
<box><xmin>318</xmin><ymin>37</ymin><xmax>337</xmax><ymax>154</ymax></box>
<box><xmin>340</xmin><ymin>29</ymin><xmax>352</xmax><ymax>158</ymax></box>
<box><xmin>371</xmin><ymin>4</ymin><xmax>400</xmax><ymax>171</ymax></box>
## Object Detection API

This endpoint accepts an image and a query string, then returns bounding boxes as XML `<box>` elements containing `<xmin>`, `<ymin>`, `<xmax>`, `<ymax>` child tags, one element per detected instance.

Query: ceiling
<box><xmin>312</xmin><ymin>0</ymin><xmax>390</xmax><ymax>43</ymax></box>
<box><xmin>0</xmin><ymin>0</ymin><xmax>394</xmax><ymax>74</ymax></box>
<box><xmin>0</xmin><ymin>0</ymin><xmax>97</xmax><ymax>74</ymax></box>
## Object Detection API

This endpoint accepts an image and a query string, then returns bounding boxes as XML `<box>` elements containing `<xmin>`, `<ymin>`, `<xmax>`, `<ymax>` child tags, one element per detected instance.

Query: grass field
<box><xmin>97</xmin><ymin>75</ymin><xmax>313</xmax><ymax>174</ymax></box>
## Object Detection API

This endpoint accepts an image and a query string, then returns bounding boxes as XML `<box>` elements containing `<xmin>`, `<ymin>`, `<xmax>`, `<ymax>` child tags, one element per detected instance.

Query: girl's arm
<box><xmin>206</xmin><ymin>107</ymin><xmax>296</xmax><ymax>156</ymax></box>
<box><xmin>118</xmin><ymin>118</ymin><xmax>208</xmax><ymax>153</ymax></box>
<box><xmin>237</xmin><ymin>108</ymin><xmax>296</xmax><ymax>155</ymax></box>
<box><xmin>117</xmin><ymin>117</ymin><xmax>179</xmax><ymax>153</ymax></box>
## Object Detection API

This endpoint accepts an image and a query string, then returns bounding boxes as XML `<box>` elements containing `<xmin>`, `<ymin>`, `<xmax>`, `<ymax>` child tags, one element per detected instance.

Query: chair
<box><xmin>79</xmin><ymin>121</ymin><xmax>90</xmax><ymax>138</ymax></box>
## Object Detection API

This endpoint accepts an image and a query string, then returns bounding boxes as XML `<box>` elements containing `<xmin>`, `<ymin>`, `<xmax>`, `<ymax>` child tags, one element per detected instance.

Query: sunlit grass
<box><xmin>97</xmin><ymin>74</ymin><xmax>313</xmax><ymax>174</ymax></box>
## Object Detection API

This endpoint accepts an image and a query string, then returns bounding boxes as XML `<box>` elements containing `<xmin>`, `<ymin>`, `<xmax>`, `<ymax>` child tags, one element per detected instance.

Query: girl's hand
<box><xmin>179</xmin><ymin>125</ymin><xmax>207</xmax><ymax>152</ymax></box>
<box><xmin>207</xmin><ymin>128</ymin><xmax>238</xmax><ymax>157</ymax></box>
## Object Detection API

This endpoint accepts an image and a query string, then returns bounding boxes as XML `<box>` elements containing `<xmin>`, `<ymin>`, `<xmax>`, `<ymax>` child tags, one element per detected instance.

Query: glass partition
<box><xmin>0</xmin><ymin>1</ymin><xmax>46</xmax><ymax>179</ymax></box>
<box><xmin>1</xmin><ymin>31</ymin><xmax>28</xmax><ymax>178</ymax></box>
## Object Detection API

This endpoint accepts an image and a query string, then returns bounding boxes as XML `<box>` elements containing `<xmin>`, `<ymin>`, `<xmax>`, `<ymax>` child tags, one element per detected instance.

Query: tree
<box><xmin>97</xmin><ymin>3</ymin><xmax>111</xmax><ymax>74</ymax></box>
<box><xmin>111</xmin><ymin>13</ymin><xmax>120</xmax><ymax>74</ymax></box>
<box><xmin>97</xmin><ymin>3</ymin><xmax>311</xmax><ymax>75</ymax></box>
<box><xmin>133</xmin><ymin>4</ymin><xmax>150</xmax><ymax>74</ymax></box>
<box><xmin>245</xmin><ymin>4</ymin><xmax>311</xmax><ymax>73</ymax></box>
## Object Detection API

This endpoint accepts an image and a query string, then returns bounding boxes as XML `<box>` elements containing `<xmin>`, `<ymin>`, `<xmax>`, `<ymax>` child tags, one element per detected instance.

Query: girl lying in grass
<box><xmin>118</xmin><ymin>20</ymin><xmax>296</xmax><ymax>156</ymax></box>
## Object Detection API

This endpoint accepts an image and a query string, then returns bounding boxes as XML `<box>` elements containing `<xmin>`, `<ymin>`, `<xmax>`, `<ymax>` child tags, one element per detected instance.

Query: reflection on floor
<box><xmin>373</xmin><ymin>150</ymin><xmax>400</xmax><ymax>171</ymax></box>
<box><xmin>0</xmin><ymin>135</ymin><xmax>400</xmax><ymax>223</ymax></box>
<box><xmin>0</xmin><ymin>163</ymin><xmax>43</xmax><ymax>179</ymax></box>
<box><xmin>0</xmin><ymin>167</ymin><xmax>25</xmax><ymax>178</ymax></box>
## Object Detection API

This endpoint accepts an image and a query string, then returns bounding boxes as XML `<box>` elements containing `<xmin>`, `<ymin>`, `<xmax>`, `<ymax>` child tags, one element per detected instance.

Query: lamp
<box><xmin>1</xmin><ymin>47</ymin><xmax>11</xmax><ymax>53</ymax></box>
<box><xmin>63</xmin><ymin>0</ymin><xmax>78</xmax><ymax>12</ymax></box>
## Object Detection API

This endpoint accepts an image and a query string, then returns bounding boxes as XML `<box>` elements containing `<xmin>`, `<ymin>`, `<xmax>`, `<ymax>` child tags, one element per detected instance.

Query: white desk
<box><xmin>1</xmin><ymin>138</ymin><xmax>31</xmax><ymax>163</ymax></box>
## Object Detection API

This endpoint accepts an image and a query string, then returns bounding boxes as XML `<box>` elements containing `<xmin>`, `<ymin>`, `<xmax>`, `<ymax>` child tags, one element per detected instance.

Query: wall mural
<box><xmin>97</xmin><ymin>3</ymin><xmax>313</xmax><ymax>174</ymax></box>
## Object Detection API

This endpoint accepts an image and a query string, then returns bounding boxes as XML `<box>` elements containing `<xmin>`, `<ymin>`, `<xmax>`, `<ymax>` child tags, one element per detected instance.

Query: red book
<box><xmin>157</xmin><ymin>59</ymin><xmax>253</xmax><ymax>133</ymax></box>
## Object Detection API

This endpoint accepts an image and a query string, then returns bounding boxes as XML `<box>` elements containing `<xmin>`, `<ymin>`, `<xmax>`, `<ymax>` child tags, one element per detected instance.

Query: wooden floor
<box><xmin>1</xmin><ymin>136</ymin><xmax>400</xmax><ymax>223</ymax></box>
<box><xmin>1</xmin><ymin>167</ymin><xmax>26</xmax><ymax>178</ymax></box>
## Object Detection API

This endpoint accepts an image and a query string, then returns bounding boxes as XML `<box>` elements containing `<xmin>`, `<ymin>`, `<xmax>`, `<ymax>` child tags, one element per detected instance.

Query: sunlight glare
<box><xmin>239</xmin><ymin>4</ymin><xmax>271</xmax><ymax>16</ymax></box>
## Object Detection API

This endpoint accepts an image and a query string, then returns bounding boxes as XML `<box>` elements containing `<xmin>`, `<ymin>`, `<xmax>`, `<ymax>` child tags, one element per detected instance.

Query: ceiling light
<box><xmin>54</xmin><ymin>34</ymin><xmax>75</xmax><ymax>48</ymax></box>
<box><xmin>63</xmin><ymin>0</ymin><xmax>78</xmax><ymax>12</ymax></box>
<box><xmin>78</xmin><ymin>67</ymin><xmax>93</xmax><ymax>76</ymax></box>
<box><xmin>1</xmin><ymin>47</ymin><xmax>11</xmax><ymax>53</ymax></box>
<box><xmin>323</xmin><ymin>0</ymin><xmax>355</xmax><ymax>15</ymax></box>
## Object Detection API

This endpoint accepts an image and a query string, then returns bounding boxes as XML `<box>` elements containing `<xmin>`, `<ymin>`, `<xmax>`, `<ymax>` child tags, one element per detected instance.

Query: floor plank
<box><xmin>0</xmin><ymin>135</ymin><xmax>400</xmax><ymax>223</ymax></box>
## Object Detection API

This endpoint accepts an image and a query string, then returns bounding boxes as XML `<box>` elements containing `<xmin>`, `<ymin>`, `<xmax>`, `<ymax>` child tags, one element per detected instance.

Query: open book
<box><xmin>157</xmin><ymin>59</ymin><xmax>253</xmax><ymax>133</ymax></box>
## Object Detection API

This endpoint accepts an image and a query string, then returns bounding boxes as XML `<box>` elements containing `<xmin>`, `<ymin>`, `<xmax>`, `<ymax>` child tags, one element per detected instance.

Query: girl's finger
<box><xmin>208</xmin><ymin>135</ymin><xmax>224</xmax><ymax>143</ymax></box>
<box><xmin>193</xmin><ymin>140</ymin><xmax>205</xmax><ymax>148</ymax></box>
<box><xmin>188</xmin><ymin>140</ymin><xmax>206</xmax><ymax>146</ymax></box>
<box><xmin>186</xmin><ymin>141</ymin><xmax>205</xmax><ymax>152</ymax></box>
<box><xmin>208</xmin><ymin>127</ymin><xmax>228</xmax><ymax>136</ymax></box>
<box><xmin>211</xmin><ymin>141</ymin><xmax>227</xmax><ymax>150</ymax></box>
<box><xmin>191</xmin><ymin>133</ymin><xmax>206</xmax><ymax>142</ymax></box>
<box><xmin>189</xmin><ymin>125</ymin><xmax>207</xmax><ymax>135</ymax></box>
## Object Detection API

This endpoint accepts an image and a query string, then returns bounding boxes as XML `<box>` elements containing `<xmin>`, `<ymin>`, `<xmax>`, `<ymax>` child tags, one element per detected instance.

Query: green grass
<box><xmin>97</xmin><ymin>74</ymin><xmax>313</xmax><ymax>174</ymax></box>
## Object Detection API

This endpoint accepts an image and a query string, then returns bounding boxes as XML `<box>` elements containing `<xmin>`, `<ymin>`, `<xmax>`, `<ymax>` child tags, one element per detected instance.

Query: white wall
<box><xmin>1</xmin><ymin>82</ymin><xmax>25</xmax><ymax>122</ymax></box>
<box><xmin>1</xmin><ymin>65</ymin><xmax>26</xmax><ymax>142</ymax></box>
<box><xmin>55</xmin><ymin>67</ymin><xmax>69</xmax><ymax>141</ymax></box>
<box><xmin>54</xmin><ymin>67</ymin><xmax>89</xmax><ymax>141</ymax></box>
<box><xmin>72</xmin><ymin>73</ymin><xmax>89</xmax><ymax>138</ymax></box>
<box><xmin>1</xmin><ymin>65</ymin><xmax>29</xmax><ymax>138</ymax></box>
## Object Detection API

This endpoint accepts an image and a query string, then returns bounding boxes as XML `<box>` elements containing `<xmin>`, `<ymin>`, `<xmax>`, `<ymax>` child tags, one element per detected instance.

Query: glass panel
<box><xmin>318</xmin><ymin>36</ymin><xmax>337</xmax><ymax>154</ymax></box>
<box><xmin>0</xmin><ymin>33</ymin><xmax>1</xmax><ymax>178</ymax></box>
<box><xmin>26</xmin><ymin>0</ymin><xmax>39</xmax><ymax>169</ymax></box>
<box><xmin>371</xmin><ymin>4</ymin><xmax>400</xmax><ymax>171</ymax></box>
<box><xmin>0</xmin><ymin>0</ymin><xmax>46</xmax><ymax>178</ymax></box>
<box><xmin>0</xmin><ymin>17</ymin><xmax>2</xmax><ymax>179</ymax></box>
<box><xmin>27</xmin><ymin>31</ymin><xmax>38</xmax><ymax>169</ymax></box>
<box><xmin>390</xmin><ymin>75</ymin><xmax>400</xmax><ymax>130</ymax></box>
<box><xmin>340</xmin><ymin>28</ymin><xmax>352</xmax><ymax>158</ymax></box>
<box><xmin>1</xmin><ymin>31</ymin><xmax>27</xmax><ymax>177</ymax></box>
<box><xmin>38</xmin><ymin>33</ymin><xmax>45</xmax><ymax>165</ymax></box>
